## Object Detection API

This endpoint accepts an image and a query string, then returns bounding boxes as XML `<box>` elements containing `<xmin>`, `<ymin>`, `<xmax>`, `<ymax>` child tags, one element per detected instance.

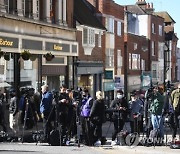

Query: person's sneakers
<box><xmin>111</xmin><ymin>140</ymin><xmax>117</xmax><ymax>146</ymax></box>
<box><xmin>66</xmin><ymin>140</ymin><xmax>70</xmax><ymax>146</ymax></box>
<box><xmin>94</xmin><ymin>140</ymin><xmax>101</xmax><ymax>146</ymax></box>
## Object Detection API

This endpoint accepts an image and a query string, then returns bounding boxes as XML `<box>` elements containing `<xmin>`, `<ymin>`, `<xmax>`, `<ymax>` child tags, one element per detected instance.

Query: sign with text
<box><xmin>104</xmin><ymin>70</ymin><xmax>113</xmax><ymax>79</ymax></box>
<box><xmin>0</xmin><ymin>36</ymin><xmax>18</xmax><ymax>48</ymax></box>
<box><xmin>45</xmin><ymin>42</ymin><xmax>70</xmax><ymax>52</ymax></box>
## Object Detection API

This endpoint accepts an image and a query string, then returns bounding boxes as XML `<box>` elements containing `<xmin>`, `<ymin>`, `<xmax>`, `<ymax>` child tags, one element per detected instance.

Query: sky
<box><xmin>115</xmin><ymin>0</ymin><xmax>180</xmax><ymax>47</ymax></box>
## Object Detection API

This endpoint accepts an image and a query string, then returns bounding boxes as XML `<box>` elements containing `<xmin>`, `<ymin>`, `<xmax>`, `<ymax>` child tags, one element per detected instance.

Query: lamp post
<box><xmin>163</xmin><ymin>42</ymin><xmax>169</xmax><ymax>91</ymax></box>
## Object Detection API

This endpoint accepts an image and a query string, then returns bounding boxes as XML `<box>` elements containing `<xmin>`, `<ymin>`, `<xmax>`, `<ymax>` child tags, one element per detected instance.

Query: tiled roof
<box><xmin>74</xmin><ymin>0</ymin><xmax>106</xmax><ymax>30</ymax></box>
<box><xmin>155</xmin><ymin>12</ymin><xmax>176</xmax><ymax>23</ymax></box>
<box><xmin>125</xmin><ymin>5</ymin><xmax>146</xmax><ymax>15</ymax></box>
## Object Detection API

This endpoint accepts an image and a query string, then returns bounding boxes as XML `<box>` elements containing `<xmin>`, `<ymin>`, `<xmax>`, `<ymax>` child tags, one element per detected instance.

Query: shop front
<box><xmin>76</xmin><ymin>61</ymin><xmax>103</xmax><ymax>98</ymax></box>
<box><xmin>0</xmin><ymin>31</ymin><xmax>78</xmax><ymax>97</ymax></box>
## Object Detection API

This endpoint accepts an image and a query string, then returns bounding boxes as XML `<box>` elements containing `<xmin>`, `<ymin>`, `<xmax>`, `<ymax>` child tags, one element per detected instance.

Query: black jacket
<box><xmin>89</xmin><ymin>99</ymin><xmax>105</xmax><ymax>124</ymax></box>
<box><xmin>110</xmin><ymin>97</ymin><xmax>128</xmax><ymax>120</ymax></box>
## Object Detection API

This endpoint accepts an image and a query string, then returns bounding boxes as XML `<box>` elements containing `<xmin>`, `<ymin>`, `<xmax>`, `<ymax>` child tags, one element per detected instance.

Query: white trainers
<box><xmin>111</xmin><ymin>140</ymin><xmax>117</xmax><ymax>146</ymax></box>
<box><xmin>94</xmin><ymin>140</ymin><xmax>101</xmax><ymax>146</ymax></box>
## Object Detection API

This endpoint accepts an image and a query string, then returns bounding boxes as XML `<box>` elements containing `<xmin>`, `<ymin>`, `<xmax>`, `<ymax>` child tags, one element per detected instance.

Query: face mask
<box><xmin>117</xmin><ymin>94</ymin><xmax>123</xmax><ymax>99</ymax></box>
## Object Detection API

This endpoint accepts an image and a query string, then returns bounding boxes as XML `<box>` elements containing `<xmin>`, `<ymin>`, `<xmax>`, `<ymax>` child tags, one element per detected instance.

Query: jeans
<box><xmin>151</xmin><ymin>114</ymin><xmax>164</xmax><ymax>138</ymax></box>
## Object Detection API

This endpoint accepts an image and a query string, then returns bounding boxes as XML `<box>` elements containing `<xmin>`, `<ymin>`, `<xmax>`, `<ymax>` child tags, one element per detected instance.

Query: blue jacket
<box><xmin>40</xmin><ymin>91</ymin><xmax>53</xmax><ymax>114</ymax></box>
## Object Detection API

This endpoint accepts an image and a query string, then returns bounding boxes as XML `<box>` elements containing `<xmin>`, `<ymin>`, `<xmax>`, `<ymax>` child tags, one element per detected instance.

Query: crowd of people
<box><xmin>0</xmin><ymin>82</ymin><xmax>180</xmax><ymax>146</ymax></box>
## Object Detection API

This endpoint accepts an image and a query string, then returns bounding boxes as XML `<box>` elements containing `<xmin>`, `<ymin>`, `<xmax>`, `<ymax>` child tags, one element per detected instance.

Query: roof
<box><xmin>125</xmin><ymin>5</ymin><xmax>146</xmax><ymax>15</ymax></box>
<box><xmin>74</xmin><ymin>0</ymin><xmax>106</xmax><ymax>30</ymax></box>
<box><xmin>155</xmin><ymin>12</ymin><xmax>176</xmax><ymax>23</ymax></box>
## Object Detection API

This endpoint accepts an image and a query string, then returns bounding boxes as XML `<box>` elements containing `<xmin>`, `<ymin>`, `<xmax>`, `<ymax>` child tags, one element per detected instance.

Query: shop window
<box><xmin>24</xmin><ymin>60</ymin><xmax>33</xmax><ymax>70</ymax></box>
<box><xmin>7</xmin><ymin>59</ymin><xmax>14</xmax><ymax>70</ymax></box>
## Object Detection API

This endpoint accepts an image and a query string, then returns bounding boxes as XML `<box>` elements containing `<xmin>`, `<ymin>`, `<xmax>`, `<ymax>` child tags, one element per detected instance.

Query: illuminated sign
<box><xmin>53</xmin><ymin>44</ymin><xmax>63</xmax><ymax>51</ymax></box>
<box><xmin>0</xmin><ymin>36</ymin><xmax>18</xmax><ymax>48</ymax></box>
<box><xmin>46</xmin><ymin>42</ymin><xmax>70</xmax><ymax>52</ymax></box>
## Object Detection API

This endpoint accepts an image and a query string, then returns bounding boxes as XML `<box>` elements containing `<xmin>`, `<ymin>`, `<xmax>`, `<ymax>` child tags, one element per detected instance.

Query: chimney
<box><xmin>145</xmin><ymin>2</ymin><xmax>154</xmax><ymax>14</ymax></box>
<box><xmin>150</xmin><ymin>3</ymin><xmax>153</xmax><ymax>9</ymax></box>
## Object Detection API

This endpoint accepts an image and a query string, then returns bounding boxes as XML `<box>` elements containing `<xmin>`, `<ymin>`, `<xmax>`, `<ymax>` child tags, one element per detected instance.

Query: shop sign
<box><xmin>0</xmin><ymin>36</ymin><xmax>18</xmax><ymax>48</ymax></box>
<box><xmin>45</xmin><ymin>42</ymin><xmax>70</xmax><ymax>52</ymax></box>
<box><xmin>104</xmin><ymin>70</ymin><xmax>113</xmax><ymax>79</ymax></box>
<box><xmin>141</xmin><ymin>71</ymin><xmax>152</xmax><ymax>89</ymax></box>
<box><xmin>104</xmin><ymin>82</ymin><xmax>114</xmax><ymax>91</ymax></box>
<box><xmin>22</xmin><ymin>39</ymin><xmax>42</xmax><ymax>50</ymax></box>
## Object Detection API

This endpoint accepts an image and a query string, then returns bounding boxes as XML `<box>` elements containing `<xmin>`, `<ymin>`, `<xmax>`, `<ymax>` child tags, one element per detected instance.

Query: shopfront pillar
<box><xmin>14</xmin><ymin>53</ymin><xmax>20</xmax><ymax>98</ymax></box>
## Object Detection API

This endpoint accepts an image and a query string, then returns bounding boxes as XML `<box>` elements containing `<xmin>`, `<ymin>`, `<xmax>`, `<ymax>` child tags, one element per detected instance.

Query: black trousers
<box><xmin>112</xmin><ymin>118</ymin><xmax>125</xmax><ymax>141</ymax></box>
<box><xmin>42</xmin><ymin>112</ymin><xmax>52</xmax><ymax>141</ymax></box>
<box><xmin>91</xmin><ymin>122</ymin><xmax>102</xmax><ymax>143</ymax></box>
<box><xmin>168</xmin><ymin>111</ymin><xmax>179</xmax><ymax>138</ymax></box>
<box><xmin>80</xmin><ymin>116</ymin><xmax>92</xmax><ymax>145</ymax></box>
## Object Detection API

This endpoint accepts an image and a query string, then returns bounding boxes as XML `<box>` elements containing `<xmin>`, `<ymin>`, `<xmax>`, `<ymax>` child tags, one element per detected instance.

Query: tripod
<box><xmin>22</xmin><ymin>95</ymin><xmax>38</xmax><ymax>144</ymax></box>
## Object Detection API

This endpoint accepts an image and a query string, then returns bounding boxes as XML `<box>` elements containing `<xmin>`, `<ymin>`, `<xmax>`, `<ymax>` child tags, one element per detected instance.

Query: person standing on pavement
<box><xmin>80</xmin><ymin>88</ymin><xmax>93</xmax><ymax>146</ymax></box>
<box><xmin>89</xmin><ymin>91</ymin><xmax>105</xmax><ymax>146</ymax></box>
<box><xmin>40</xmin><ymin>85</ymin><xmax>53</xmax><ymax>142</ymax></box>
<box><xmin>9</xmin><ymin>89</ymin><xmax>19</xmax><ymax>138</ymax></box>
<box><xmin>171</xmin><ymin>83</ymin><xmax>180</xmax><ymax>141</ymax></box>
<box><xmin>110</xmin><ymin>90</ymin><xmax>128</xmax><ymax>145</ymax></box>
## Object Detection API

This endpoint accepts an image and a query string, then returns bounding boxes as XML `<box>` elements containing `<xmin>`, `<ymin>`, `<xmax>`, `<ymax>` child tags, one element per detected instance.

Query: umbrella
<box><xmin>0</xmin><ymin>82</ymin><xmax>11</xmax><ymax>88</ymax></box>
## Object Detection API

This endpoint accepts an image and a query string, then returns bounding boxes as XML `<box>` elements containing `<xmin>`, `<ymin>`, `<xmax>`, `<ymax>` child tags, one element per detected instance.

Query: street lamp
<box><xmin>163</xmin><ymin>42</ymin><xmax>169</xmax><ymax>91</ymax></box>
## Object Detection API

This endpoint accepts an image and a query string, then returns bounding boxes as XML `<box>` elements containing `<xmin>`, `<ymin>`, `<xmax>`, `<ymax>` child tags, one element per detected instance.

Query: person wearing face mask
<box><xmin>129</xmin><ymin>91</ymin><xmax>144</xmax><ymax>134</ymax></box>
<box><xmin>110</xmin><ymin>90</ymin><xmax>128</xmax><ymax>145</ymax></box>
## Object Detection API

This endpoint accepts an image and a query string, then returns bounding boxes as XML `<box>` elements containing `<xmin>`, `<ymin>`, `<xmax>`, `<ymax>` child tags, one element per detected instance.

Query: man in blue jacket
<box><xmin>40</xmin><ymin>85</ymin><xmax>53</xmax><ymax>142</ymax></box>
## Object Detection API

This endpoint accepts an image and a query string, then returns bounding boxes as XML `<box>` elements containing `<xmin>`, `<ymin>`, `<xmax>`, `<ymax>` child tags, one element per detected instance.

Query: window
<box><xmin>7</xmin><ymin>59</ymin><xmax>13</xmax><ymax>70</ymax></box>
<box><xmin>152</xmin><ymin>41</ymin><xmax>155</xmax><ymax>56</ymax></box>
<box><xmin>117</xmin><ymin>21</ymin><xmax>121</xmax><ymax>36</ymax></box>
<box><xmin>8</xmin><ymin>0</ymin><xmax>17</xmax><ymax>14</ymax></box>
<box><xmin>152</xmin><ymin>64</ymin><xmax>157</xmax><ymax>78</ymax></box>
<box><xmin>158</xmin><ymin>42</ymin><xmax>164</xmax><ymax>59</ymax></box>
<box><xmin>106</xmin><ymin>17</ymin><xmax>114</xmax><ymax>33</ymax></box>
<box><xmin>129</xmin><ymin>53</ymin><xmax>132</xmax><ymax>69</ymax></box>
<box><xmin>98</xmin><ymin>32</ymin><xmax>101</xmax><ymax>47</ymax></box>
<box><xmin>106</xmin><ymin>49</ymin><xmax>114</xmax><ymax>68</ymax></box>
<box><xmin>132</xmin><ymin>54</ymin><xmax>140</xmax><ymax>70</ymax></box>
<box><xmin>141</xmin><ymin>59</ymin><xmax>145</xmax><ymax>71</ymax></box>
<box><xmin>152</xmin><ymin>23</ymin><xmax>155</xmax><ymax>34</ymax></box>
<box><xmin>117</xmin><ymin>50</ymin><xmax>122</xmax><ymax>67</ymax></box>
<box><xmin>24</xmin><ymin>0</ymin><xmax>32</xmax><ymax>18</ymax></box>
<box><xmin>83</xmin><ymin>28</ymin><xmax>95</xmax><ymax>46</ymax></box>
<box><xmin>159</xmin><ymin>25</ymin><xmax>163</xmax><ymax>36</ymax></box>
<box><xmin>24</xmin><ymin>60</ymin><xmax>33</xmax><ymax>70</ymax></box>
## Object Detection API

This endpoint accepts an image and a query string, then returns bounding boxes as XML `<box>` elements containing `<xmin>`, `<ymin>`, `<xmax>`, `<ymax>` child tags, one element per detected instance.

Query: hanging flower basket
<box><xmin>30</xmin><ymin>54</ymin><xmax>37</xmax><ymax>61</ymax></box>
<box><xmin>43</xmin><ymin>52</ymin><xmax>55</xmax><ymax>61</ymax></box>
<box><xmin>21</xmin><ymin>50</ymin><xmax>31</xmax><ymax>60</ymax></box>
<box><xmin>4</xmin><ymin>53</ymin><xmax>10</xmax><ymax>61</ymax></box>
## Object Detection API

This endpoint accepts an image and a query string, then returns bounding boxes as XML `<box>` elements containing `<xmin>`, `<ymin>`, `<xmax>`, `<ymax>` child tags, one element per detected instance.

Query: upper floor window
<box><xmin>106</xmin><ymin>49</ymin><xmax>114</xmax><ymax>68</ymax></box>
<box><xmin>117</xmin><ymin>50</ymin><xmax>122</xmax><ymax>67</ymax></box>
<box><xmin>24</xmin><ymin>0</ymin><xmax>33</xmax><ymax>18</ymax></box>
<box><xmin>7</xmin><ymin>0</ymin><xmax>17</xmax><ymax>14</ymax></box>
<box><xmin>141</xmin><ymin>59</ymin><xmax>145</xmax><ymax>71</ymax></box>
<box><xmin>83</xmin><ymin>28</ymin><xmax>95</xmax><ymax>46</ymax></box>
<box><xmin>159</xmin><ymin>25</ymin><xmax>163</xmax><ymax>36</ymax></box>
<box><xmin>129</xmin><ymin>53</ymin><xmax>132</xmax><ymax>70</ymax></box>
<box><xmin>98</xmin><ymin>32</ymin><xmax>102</xmax><ymax>47</ymax></box>
<box><xmin>132</xmin><ymin>53</ymin><xmax>140</xmax><ymax>70</ymax></box>
<box><xmin>158</xmin><ymin>42</ymin><xmax>164</xmax><ymax>59</ymax></box>
<box><xmin>152</xmin><ymin>41</ymin><xmax>155</xmax><ymax>56</ymax></box>
<box><xmin>117</xmin><ymin>21</ymin><xmax>121</xmax><ymax>36</ymax></box>
<box><xmin>106</xmin><ymin>17</ymin><xmax>114</xmax><ymax>33</ymax></box>
<box><xmin>152</xmin><ymin>23</ymin><xmax>155</xmax><ymax>34</ymax></box>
